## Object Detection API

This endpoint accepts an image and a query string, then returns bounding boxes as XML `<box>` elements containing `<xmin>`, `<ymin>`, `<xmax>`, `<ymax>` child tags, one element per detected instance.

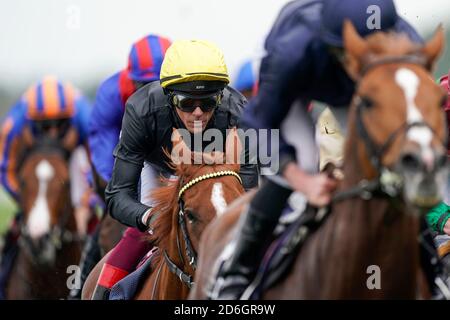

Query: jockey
<box><xmin>91</xmin><ymin>39</ymin><xmax>259</xmax><ymax>299</ymax></box>
<box><xmin>0</xmin><ymin>76</ymin><xmax>92</xmax><ymax>299</ymax></box>
<box><xmin>439</xmin><ymin>71</ymin><xmax>450</xmax><ymax>156</ymax></box>
<box><xmin>211</xmin><ymin>0</ymin><xmax>449</xmax><ymax>299</ymax></box>
<box><xmin>234</xmin><ymin>59</ymin><xmax>258</xmax><ymax>100</ymax></box>
<box><xmin>68</xmin><ymin>34</ymin><xmax>172</xmax><ymax>299</ymax></box>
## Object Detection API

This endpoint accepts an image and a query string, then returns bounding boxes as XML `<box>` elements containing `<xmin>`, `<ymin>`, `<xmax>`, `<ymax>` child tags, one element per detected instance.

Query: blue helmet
<box><xmin>234</xmin><ymin>60</ymin><xmax>256</xmax><ymax>92</ymax></box>
<box><xmin>127</xmin><ymin>34</ymin><xmax>172</xmax><ymax>82</ymax></box>
<box><xmin>321</xmin><ymin>0</ymin><xmax>398</xmax><ymax>47</ymax></box>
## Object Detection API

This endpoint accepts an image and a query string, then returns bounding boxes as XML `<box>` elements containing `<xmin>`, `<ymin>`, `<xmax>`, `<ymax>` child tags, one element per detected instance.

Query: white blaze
<box><xmin>27</xmin><ymin>160</ymin><xmax>54</xmax><ymax>239</ymax></box>
<box><xmin>211</xmin><ymin>182</ymin><xmax>227</xmax><ymax>216</ymax></box>
<box><xmin>395</xmin><ymin>68</ymin><xmax>434</xmax><ymax>164</ymax></box>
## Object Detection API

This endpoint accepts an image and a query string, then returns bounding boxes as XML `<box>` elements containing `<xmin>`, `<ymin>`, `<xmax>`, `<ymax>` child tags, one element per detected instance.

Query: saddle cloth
<box><xmin>244</xmin><ymin>199</ymin><xmax>327</xmax><ymax>300</ymax></box>
<box><xmin>109</xmin><ymin>247</ymin><xmax>159</xmax><ymax>300</ymax></box>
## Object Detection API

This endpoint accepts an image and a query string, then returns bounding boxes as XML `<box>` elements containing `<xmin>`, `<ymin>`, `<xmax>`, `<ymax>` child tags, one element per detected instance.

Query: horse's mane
<box><xmin>146</xmin><ymin>176</ymin><xmax>180</xmax><ymax>250</ymax></box>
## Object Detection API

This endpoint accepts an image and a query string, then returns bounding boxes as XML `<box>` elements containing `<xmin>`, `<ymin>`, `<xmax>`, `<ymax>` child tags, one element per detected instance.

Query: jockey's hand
<box><xmin>283</xmin><ymin>162</ymin><xmax>337</xmax><ymax>207</ymax></box>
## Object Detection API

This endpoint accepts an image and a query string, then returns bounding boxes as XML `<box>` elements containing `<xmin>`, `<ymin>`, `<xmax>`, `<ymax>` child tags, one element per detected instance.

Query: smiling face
<box><xmin>175</xmin><ymin>104</ymin><xmax>215</xmax><ymax>133</ymax></box>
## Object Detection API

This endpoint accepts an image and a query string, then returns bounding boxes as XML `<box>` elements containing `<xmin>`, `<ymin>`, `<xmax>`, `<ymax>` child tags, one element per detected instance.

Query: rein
<box><xmin>163</xmin><ymin>170</ymin><xmax>242</xmax><ymax>288</ymax></box>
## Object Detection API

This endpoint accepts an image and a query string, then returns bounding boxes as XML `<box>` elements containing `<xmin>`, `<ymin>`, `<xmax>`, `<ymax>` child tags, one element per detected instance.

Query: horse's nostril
<box><xmin>400</xmin><ymin>153</ymin><xmax>422</xmax><ymax>171</ymax></box>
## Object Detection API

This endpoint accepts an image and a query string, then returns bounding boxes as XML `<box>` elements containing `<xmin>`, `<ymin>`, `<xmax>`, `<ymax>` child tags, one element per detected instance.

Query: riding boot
<box><xmin>91</xmin><ymin>263</ymin><xmax>129</xmax><ymax>300</ymax></box>
<box><xmin>419</xmin><ymin>217</ymin><xmax>450</xmax><ymax>299</ymax></box>
<box><xmin>68</xmin><ymin>226</ymin><xmax>101</xmax><ymax>299</ymax></box>
<box><xmin>91</xmin><ymin>284</ymin><xmax>111</xmax><ymax>300</ymax></box>
<box><xmin>211</xmin><ymin>179</ymin><xmax>292</xmax><ymax>299</ymax></box>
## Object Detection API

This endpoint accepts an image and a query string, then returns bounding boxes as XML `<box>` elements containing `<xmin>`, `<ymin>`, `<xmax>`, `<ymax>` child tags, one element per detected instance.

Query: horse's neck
<box><xmin>321</xmin><ymin>135</ymin><xmax>420</xmax><ymax>297</ymax></box>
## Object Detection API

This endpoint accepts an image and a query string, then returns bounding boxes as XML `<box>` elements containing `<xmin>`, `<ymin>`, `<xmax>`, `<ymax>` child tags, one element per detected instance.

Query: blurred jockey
<box><xmin>91</xmin><ymin>39</ymin><xmax>258</xmax><ymax>299</ymax></box>
<box><xmin>234</xmin><ymin>59</ymin><xmax>259</xmax><ymax>100</ymax></box>
<box><xmin>425</xmin><ymin>72</ymin><xmax>450</xmax><ymax>240</ymax></box>
<box><xmin>439</xmin><ymin>71</ymin><xmax>450</xmax><ymax>156</ymax></box>
<box><xmin>69</xmin><ymin>34</ymin><xmax>171</xmax><ymax>299</ymax></box>
<box><xmin>211</xmin><ymin>0</ymin><xmax>450</xmax><ymax>299</ymax></box>
<box><xmin>0</xmin><ymin>76</ymin><xmax>92</xmax><ymax>299</ymax></box>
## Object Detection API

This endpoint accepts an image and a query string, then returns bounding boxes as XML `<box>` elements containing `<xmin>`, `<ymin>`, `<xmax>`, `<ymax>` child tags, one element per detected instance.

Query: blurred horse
<box><xmin>6</xmin><ymin>133</ymin><xmax>82</xmax><ymax>299</ymax></box>
<box><xmin>82</xmin><ymin>129</ymin><xmax>245</xmax><ymax>299</ymax></box>
<box><xmin>190</xmin><ymin>22</ymin><xmax>448</xmax><ymax>299</ymax></box>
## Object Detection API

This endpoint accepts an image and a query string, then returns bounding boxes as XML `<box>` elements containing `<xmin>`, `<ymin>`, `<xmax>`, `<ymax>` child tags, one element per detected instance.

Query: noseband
<box><xmin>163</xmin><ymin>170</ymin><xmax>242</xmax><ymax>288</ymax></box>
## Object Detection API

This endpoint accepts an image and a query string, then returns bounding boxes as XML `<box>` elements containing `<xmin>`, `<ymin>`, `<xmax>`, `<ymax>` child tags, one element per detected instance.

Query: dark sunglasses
<box><xmin>32</xmin><ymin>119</ymin><xmax>71</xmax><ymax>137</ymax></box>
<box><xmin>171</xmin><ymin>92</ymin><xmax>222</xmax><ymax>113</ymax></box>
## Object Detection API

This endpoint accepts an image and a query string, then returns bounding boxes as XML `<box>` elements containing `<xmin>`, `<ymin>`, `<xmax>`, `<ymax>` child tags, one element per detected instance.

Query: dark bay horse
<box><xmin>190</xmin><ymin>22</ymin><xmax>448</xmax><ymax>299</ymax></box>
<box><xmin>82</xmin><ymin>128</ymin><xmax>245</xmax><ymax>299</ymax></box>
<box><xmin>6</xmin><ymin>133</ymin><xmax>82</xmax><ymax>299</ymax></box>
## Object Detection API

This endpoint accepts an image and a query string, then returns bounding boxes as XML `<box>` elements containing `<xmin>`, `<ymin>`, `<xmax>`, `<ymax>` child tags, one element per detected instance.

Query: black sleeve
<box><xmin>104</xmin><ymin>102</ymin><xmax>152</xmax><ymax>231</ymax></box>
<box><xmin>225</xmin><ymin>88</ymin><xmax>260</xmax><ymax>191</ymax></box>
<box><xmin>239</xmin><ymin>162</ymin><xmax>259</xmax><ymax>191</ymax></box>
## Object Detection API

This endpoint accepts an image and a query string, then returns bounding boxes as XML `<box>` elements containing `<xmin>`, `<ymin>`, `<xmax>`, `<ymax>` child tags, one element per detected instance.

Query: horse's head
<box><xmin>171</xmin><ymin>128</ymin><xmax>244</xmax><ymax>248</ymax></box>
<box><xmin>18</xmin><ymin>134</ymin><xmax>77</xmax><ymax>265</ymax></box>
<box><xmin>149</xmin><ymin>128</ymin><xmax>245</xmax><ymax>282</ymax></box>
<box><xmin>342</xmin><ymin>21</ymin><xmax>448</xmax><ymax>211</ymax></box>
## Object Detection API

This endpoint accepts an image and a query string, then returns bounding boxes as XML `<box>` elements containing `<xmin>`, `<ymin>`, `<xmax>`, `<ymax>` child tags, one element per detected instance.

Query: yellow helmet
<box><xmin>160</xmin><ymin>40</ymin><xmax>230</xmax><ymax>92</ymax></box>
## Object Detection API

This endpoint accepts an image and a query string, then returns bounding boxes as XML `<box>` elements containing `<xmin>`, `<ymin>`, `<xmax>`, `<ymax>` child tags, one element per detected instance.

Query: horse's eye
<box><xmin>359</xmin><ymin>96</ymin><xmax>374</xmax><ymax>109</ymax></box>
<box><xmin>185</xmin><ymin>209</ymin><xmax>197</xmax><ymax>224</ymax></box>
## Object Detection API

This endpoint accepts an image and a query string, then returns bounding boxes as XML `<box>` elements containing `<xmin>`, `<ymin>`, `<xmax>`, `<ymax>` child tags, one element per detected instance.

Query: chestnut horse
<box><xmin>190</xmin><ymin>22</ymin><xmax>449</xmax><ymax>299</ymax></box>
<box><xmin>82</xmin><ymin>129</ymin><xmax>245</xmax><ymax>299</ymax></box>
<box><xmin>6</xmin><ymin>137</ymin><xmax>82</xmax><ymax>299</ymax></box>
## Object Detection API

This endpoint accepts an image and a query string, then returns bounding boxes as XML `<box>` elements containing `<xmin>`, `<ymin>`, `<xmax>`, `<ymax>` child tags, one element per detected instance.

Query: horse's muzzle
<box><xmin>398</xmin><ymin>147</ymin><xmax>448</xmax><ymax>210</ymax></box>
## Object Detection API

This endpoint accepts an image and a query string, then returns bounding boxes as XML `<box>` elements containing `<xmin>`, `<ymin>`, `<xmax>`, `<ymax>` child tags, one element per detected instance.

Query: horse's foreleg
<box><xmin>416</xmin><ymin>268</ymin><xmax>432</xmax><ymax>299</ymax></box>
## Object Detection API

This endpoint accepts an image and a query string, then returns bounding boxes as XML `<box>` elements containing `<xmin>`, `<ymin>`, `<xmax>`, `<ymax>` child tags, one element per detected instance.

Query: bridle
<box><xmin>18</xmin><ymin>138</ymin><xmax>83</xmax><ymax>265</ymax></box>
<box><xmin>163</xmin><ymin>170</ymin><xmax>242</xmax><ymax>288</ymax></box>
<box><xmin>332</xmin><ymin>54</ymin><xmax>447</xmax><ymax>203</ymax></box>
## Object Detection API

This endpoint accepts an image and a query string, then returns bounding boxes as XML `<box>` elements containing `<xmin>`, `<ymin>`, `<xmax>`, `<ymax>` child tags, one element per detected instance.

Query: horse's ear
<box><xmin>171</xmin><ymin>128</ymin><xmax>191</xmax><ymax>166</ymax></box>
<box><xmin>225</xmin><ymin>127</ymin><xmax>242</xmax><ymax>168</ymax></box>
<box><xmin>343</xmin><ymin>20</ymin><xmax>369</xmax><ymax>79</ymax></box>
<box><xmin>420</xmin><ymin>25</ymin><xmax>445</xmax><ymax>71</ymax></box>
<box><xmin>62</xmin><ymin>127</ymin><xmax>79</xmax><ymax>152</ymax></box>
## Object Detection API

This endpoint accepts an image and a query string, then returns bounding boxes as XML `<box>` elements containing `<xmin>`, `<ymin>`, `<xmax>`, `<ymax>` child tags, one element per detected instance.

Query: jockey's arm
<box><xmin>88</xmin><ymin>77</ymin><xmax>123</xmax><ymax>189</ymax></box>
<box><xmin>104</xmin><ymin>102</ymin><xmax>151</xmax><ymax>232</ymax></box>
<box><xmin>237</xmin><ymin>154</ymin><xmax>259</xmax><ymax>191</ymax></box>
<box><xmin>0</xmin><ymin>101</ymin><xmax>27</xmax><ymax>202</ymax></box>
<box><xmin>240</xmin><ymin>26</ymin><xmax>312</xmax><ymax>179</ymax></box>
